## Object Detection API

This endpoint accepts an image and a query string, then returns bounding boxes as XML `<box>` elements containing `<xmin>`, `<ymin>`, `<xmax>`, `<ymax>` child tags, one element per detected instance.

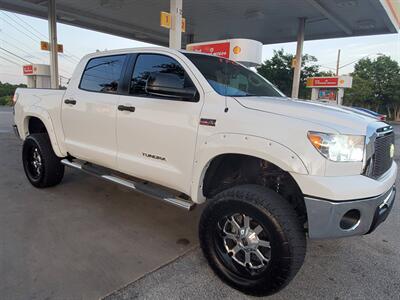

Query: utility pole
<box><xmin>291</xmin><ymin>18</ymin><xmax>306</xmax><ymax>99</ymax></box>
<box><xmin>169</xmin><ymin>0</ymin><xmax>182</xmax><ymax>49</ymax></box>
<box><xmin>48</xmin><ymin>0</ymin><xmax>59</xmax><ymax>89</ymax></box>
<box><xmin>336</xmin><ymin>49</ymin><xmax>341</xmax><ymax>105</ymax></box>
<box><xmin>336</xmin><ymin>49</ymin><xmax>341</xmax><ymax>76</ymax></box>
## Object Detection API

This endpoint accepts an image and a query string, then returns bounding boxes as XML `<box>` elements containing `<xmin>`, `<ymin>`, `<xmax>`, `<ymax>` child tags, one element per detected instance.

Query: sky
<box><xmin>0</xmin><ymin>9</ymin><xmax>399</xmax><ymax>85</ymax></box>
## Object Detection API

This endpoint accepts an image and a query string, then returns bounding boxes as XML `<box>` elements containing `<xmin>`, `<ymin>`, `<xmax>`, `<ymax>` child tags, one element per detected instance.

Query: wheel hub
<box><xmin>31</xmin><ymin>148</ymin><xmax>42</xmax><ymax>176</ymax></box>
<box><xmin>221</xmin><ymin>214</ymin><xmax>271</xmax><ymax>270</ymax></box>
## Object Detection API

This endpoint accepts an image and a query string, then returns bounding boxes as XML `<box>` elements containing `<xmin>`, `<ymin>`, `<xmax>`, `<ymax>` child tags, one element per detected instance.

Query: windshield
<box><xmin>183</xmin><ymin>53</ymin><xmax>284</xmax><ymax>97</ymax></box>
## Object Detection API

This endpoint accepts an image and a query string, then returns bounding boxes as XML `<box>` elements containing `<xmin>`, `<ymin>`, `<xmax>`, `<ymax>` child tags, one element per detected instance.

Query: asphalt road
<box><xmin>1</xmin><ymin>106</ymin><xmax>399</xmax><ymax>299</ymax></box>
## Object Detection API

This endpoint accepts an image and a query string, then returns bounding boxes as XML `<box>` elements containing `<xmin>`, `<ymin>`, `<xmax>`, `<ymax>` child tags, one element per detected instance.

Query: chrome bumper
<box><xmin>305</xmin><ymin>186</ymin><xmax>396</xmax><ymax>239</ymax></box>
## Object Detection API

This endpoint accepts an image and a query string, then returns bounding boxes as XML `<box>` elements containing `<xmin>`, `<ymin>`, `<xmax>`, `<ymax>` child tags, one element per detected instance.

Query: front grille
<box><xmin>369</xmin><ymin>131</ymin><xmax>394</xmax><ymax>179</ymax></box>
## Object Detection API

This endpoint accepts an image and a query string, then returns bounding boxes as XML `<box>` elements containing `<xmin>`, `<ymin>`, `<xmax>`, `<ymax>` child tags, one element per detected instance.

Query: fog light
<box><xmin>340</xmin><ymin>209</ymin><xmax>361</xmax><ymax>230</ymax></box>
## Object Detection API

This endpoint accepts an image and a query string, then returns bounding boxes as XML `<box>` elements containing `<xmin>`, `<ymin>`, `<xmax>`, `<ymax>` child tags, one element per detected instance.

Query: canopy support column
<box><xmin>291</xmin><ymin>17</ymin><xmax>306</xmax><ymax>99</ymax></box>
<box><xmin>169</xmin><ymin>0</ymin><xmax>182</xmax><ymax>49</ymax></box>
<box><xmin>48</xmin><ymin>0</ymin><xmax>59</xmax><ymax>89</ymax></box>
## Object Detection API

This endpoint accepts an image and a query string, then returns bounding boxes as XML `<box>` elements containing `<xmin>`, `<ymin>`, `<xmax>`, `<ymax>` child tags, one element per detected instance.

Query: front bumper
<box><xmin>305</xmin><ymin>186</ymin><xmax>396</xmax><ymax>239</ymax></box>
<box><xmin>291</xmin><ymin>162</ymin><xmax>397</xmax><ymax>201</ymax></box>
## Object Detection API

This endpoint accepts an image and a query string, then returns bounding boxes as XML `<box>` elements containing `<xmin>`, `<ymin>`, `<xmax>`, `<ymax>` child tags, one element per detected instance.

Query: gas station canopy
<box><xmin>1</xmin><ymin>0</ymin><xmax>399</xmax><ymax>95</ymax></box>
<box><xmin>0</xmin><ymin>0</ymin><xmax>399</xmax><ymax>47</ymax></box>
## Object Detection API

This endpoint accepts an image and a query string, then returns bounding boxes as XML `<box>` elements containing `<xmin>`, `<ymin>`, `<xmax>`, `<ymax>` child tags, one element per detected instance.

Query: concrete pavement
<box><xmin>105</xmin><ymin>120</ymin><xmax>400</xmax><ymax>299</ymax></box>
<box><xmin>1</xmin><ymin>106</ymin><xmax>399</xmax><ymax>299</ymax></box>
<box><xmin>0</xmin><ymin>106</ymin><xmax>200</xmax><ymax>299</ymax></box>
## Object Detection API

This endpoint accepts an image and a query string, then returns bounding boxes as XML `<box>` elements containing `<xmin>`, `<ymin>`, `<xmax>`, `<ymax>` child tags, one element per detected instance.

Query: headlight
<box><xmin>307</xmin><ymin>131</ymin><xmax>365</xmax><ymax>162</ymax></box>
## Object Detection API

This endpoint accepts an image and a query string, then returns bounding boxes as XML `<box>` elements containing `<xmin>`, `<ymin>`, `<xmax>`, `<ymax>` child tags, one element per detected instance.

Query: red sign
<box><xmin>23</xmin><ymin>65</ymin><xmax>33</xmax><ymax>75</ymax></box>
<box><xmin>318</xmin><ymin>88</ymin><xmax>337</xmax><ymax>101</ymax></box>
<box><xmin>187</xmin><ymin>42</ymin><xmax>230</xmax><ymax>58</ymax></box>
<box><xmin>307</xmin><ymin>77</ymin><xmax>339</xmax><ymax>87</ymax></box>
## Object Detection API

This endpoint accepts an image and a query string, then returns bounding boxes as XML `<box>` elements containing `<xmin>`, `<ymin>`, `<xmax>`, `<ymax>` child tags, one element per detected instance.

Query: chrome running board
<box><xmin>61</xmin><ymin>159</ymin><xmax>195</xmax><ymax>210</ymax></box>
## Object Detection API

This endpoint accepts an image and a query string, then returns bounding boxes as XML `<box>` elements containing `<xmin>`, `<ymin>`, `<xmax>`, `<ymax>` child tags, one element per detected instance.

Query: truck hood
<box><xmin>234</xmin><ymin>96</ymin><xmax>376</xmax><ymax>134</ymax></box>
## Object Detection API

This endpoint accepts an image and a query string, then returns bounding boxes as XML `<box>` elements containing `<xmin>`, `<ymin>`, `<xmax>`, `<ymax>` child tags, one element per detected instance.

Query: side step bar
<box><xmin>61</xmin><ymin>159</ymin><xmax>195</xmax><ymax>210</ymax></box>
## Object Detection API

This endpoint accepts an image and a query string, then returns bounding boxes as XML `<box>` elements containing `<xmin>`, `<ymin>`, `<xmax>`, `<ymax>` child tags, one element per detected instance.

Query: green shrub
<box><xmin>0</xmin><ymin>95</ymin><xmax>13</xmax><ymax>106</ymax></box>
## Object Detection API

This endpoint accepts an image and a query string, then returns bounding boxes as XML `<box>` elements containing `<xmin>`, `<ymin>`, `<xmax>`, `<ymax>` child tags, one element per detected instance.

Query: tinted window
<box><xmin>183</xmin><ymin>53</ymin><xmax>283</xmax><ymax>98</ymax></box>
<box><xmin>130</xmin><ymin>54</ymin><xmax>196</xmax><ymax>100</ymax></box>
<box><xmin>80</xmin><ymin>55</ymin><xmax>127</xmax><ymax>93</ymax></box>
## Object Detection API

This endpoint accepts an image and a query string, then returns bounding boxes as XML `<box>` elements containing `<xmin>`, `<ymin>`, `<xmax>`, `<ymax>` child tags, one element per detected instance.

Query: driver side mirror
<box><xmin>145</xmin><ymin>72</ymin><xmax>198</xmax><ymax>101</ymax></box>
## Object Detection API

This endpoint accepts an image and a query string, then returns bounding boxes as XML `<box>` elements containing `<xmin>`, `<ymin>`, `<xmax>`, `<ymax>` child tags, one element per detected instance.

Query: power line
<box><xmin>62</xmin><ymin>50</ymin><xmax>81</xmax><ymax>62</ymax></box>
<box><xmin>1</xmin><ymin>12</ymin><xmax>80</xmax><ymax>65</ymax></box>
<box><xmin>15</xmin><ymin>13</ymin><xmax>81</xmax><ymax>64</ymax></box>
<box><xmin>0</xmin><ymin>29</ymin><xmax>48</xmax><ymax>64</ymax></box>
<box><xmin>0</xmin><ymin>47</ymin><xmax>72</xmax><ymax>78</ymax></box>
<box><xmin>0</xmin><ymin>29</ymin><xmax>37</xmax><ymax>51</ymax></box>
<box><xmin>0</xmin><ymin>16</ymin><xmax>38</xmax><ymax>43</ymax></box>
<box><xmin>0</xmin><ymin>72</ymin><xmax>24</xmax><ymax>77</ymax></box>
<box><xmin>319</xmin><ymin>65</ymin><xmax>336</xmax><ymax>71</ymax></box>
<box><xmin>67</xmin><ymin>53</ymin><xmax>81</xmax><ymax>61</ymax></box>
<box><xmin>0</xmin><ymin>25</ymin><xmax>77</xmax><ymax>67</ymax></box>
<box><xmin>10</xmin><ymin>12</ymin><xmax>80</xmax><ymax>63</ymax></box>
<box><xmin>0</xmin><ymin>39</ymin><xmax>44</xmax><ymax>63</ymax></box>
<box><xmin>0</xmin><ymin>54</ymin><xmax>69</xmax><ymax>82</ymax></box>
<box><xmin>1</xmin><ymin>11</ymin><xmax>79</xmax><ymax>79</ymax></box>
<box><xmin>12</xmin><ymin>12</ymin><xmax>48</xmax><ymax>40</ymax></box>
<box><xmin>319</xmin><ymin>53</ymin><xmax>385</xmax><ymax>73</ymax></box>
<box><xmin>59</xmin><ymin>67</ymin><xmax>73</xmax><ymax>77</ymax></box>
<box><xmin>0</xmin><ymin>46</ymin><xmax>32</xmax><ymax>64</ymax></box>
<box><xmin>59</xmin><ymin>53</ymin><xmax>80</xmax><ymax>65</ymax></box>
<box><xmin>0</xmin><ymin>55</ymin><xmax>21</xmax><ymax>66</ymax></box>
<box><xmin>0</xmin><ymin>11</ymin><xmax>43</xmax><ymax>41</ymax></box>
<box><xmin>0</xmin><ymin>49</ymin><xmax>31</xmax><ymax>66</ymax></box>
<box><xmin>338</xmin><ymin>53</ymin><xmax>383</xmax><ymax>70</ymax></box>
<box><xmin>0</xmin><ymin>34</ymin><xmax>64</xmax><ymax>70</ymax></box>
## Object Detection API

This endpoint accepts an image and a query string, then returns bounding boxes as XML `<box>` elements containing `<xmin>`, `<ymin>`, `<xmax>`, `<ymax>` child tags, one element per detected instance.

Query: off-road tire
<box><xmin>22</xmin><ymin>133</ymin><xmax>64</xmax><ymax>188</ymax></box>
<box><xmin>199</xmin><ymin>184</ymin><xmax>306</xmax><ymax>296</ymax></box>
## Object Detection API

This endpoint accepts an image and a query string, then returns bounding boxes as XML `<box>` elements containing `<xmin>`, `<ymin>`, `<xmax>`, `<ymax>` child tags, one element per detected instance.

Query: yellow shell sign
<box><xmin>160</xmin><ymin>11</ymin><xmax>186</xmax><ymax>32</ymax></box>
<box><xmin>233</xmin><ymin>46</ymin><xmax>241</xmax><ymax>54</ymax></box>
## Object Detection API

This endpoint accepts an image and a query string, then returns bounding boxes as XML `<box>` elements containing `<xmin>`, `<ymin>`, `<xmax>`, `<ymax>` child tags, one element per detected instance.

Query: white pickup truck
<box><xmin>13</xmin><ymin>47</ymin><xmax>397</xmax><ymax>296</ymax></box>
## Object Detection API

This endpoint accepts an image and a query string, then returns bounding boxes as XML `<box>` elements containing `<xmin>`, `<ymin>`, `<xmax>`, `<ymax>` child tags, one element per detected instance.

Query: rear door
<box><xmin>62</xmin><ymin>54</ymin><xmax>128</xmax><ymax>168</ymax></box>
<box><xmin>116</xmin><ymin>52</ymin><xmax>203</xmax><ymax>194</ymax></box>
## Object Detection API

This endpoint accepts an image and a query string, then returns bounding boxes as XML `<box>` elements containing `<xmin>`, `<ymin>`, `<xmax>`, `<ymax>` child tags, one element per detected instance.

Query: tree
<box><xmin>344</xmin><ymin>56</ymin><xmax>400</xmax><ymax>120</ymax></box>
<box><xmin>0</xmin><ymin>81</ymin><xmax>26</xmax><ymax>105</ymax></box>
<box><xmin>257</xmin><ymin>49</ymin><xmax>333</xmax><ymax>98</ymax></box>
<box><xmin>343</xmin><ymin>76</ymin><xmax>374</xmax><ymax>108</ymax></box>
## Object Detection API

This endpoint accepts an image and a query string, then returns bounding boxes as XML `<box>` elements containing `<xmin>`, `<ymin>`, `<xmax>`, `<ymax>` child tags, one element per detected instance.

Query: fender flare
<box><xmin>190</xmin><ymin>133</ymin><xmax>308</xmax><ymax>203</ymax></box>
<box><xmin>21</xmin><ymin>106</ymin><xmax>65</xmax><ymax>157</ymax></box>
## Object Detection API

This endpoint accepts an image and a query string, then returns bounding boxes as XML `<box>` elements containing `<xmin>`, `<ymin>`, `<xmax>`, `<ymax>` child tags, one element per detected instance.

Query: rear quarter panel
<box><xmin>14</xmin><ymin>88</ymin><xmax>67</xmax><ymax>157</ymax></box>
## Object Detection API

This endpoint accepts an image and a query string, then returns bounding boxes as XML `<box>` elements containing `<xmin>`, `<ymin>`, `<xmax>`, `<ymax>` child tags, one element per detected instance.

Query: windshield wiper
<box><xmin>230</xmin><ymin>93</ymin><xmax>257</xmax><ymax>97</ymax></box>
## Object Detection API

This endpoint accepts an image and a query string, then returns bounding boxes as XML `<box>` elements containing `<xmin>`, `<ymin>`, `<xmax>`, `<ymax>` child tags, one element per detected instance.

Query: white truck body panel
<box><xmin>13</xmin><ymin>88</ymin><xmax>66</xmax><ymax>157</ymax></box>
<box><xmin>116</xmin><ymin>94</ymin><xmax>203</xmax><ymax>193</ymax></box>
<box><xmin>12</xmin><ymin>47</ymin><xmax>398</xmax><ymax>294</ymax></box>
<box><xmin>13</xmin><ymin>46</ymin><xmax>397</xmax><ymax>207</ymax></box>
<box><xmin>62</xmin><ymin>89</ymin><xmax>121</xmax><ymax>169</ymax></box>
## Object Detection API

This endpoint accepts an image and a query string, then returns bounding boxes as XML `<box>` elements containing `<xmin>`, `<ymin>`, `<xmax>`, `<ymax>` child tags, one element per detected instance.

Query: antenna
<box><xmin>223</xmin><ymin>59</ymin><xmax>229</xmax><ymax>113</ymax></box>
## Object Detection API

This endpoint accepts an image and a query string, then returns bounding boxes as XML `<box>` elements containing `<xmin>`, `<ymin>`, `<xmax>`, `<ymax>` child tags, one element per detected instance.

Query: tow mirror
<box><xmin>145</xmin><ymin>72</ymin><xmax>197</xmax><ymax>101</ymax></box>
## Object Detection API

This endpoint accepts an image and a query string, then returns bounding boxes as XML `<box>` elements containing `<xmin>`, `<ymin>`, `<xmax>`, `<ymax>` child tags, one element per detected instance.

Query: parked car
<box><xmin>347</xmin><ymin>106</ymin><xmax>387</xmax><ymax>121</ymax></box>
<box><xmin>12</xmin><ymin>47</ymin><xmax>397</xmax><ymax>296</ymax></box>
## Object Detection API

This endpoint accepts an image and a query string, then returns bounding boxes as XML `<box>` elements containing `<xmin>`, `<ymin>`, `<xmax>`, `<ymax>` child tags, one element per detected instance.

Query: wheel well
<box><xmin>28</xmin><ymin>117</ymin><xmax>47</xmax><ymax>135</ymax></box>
<box><xmin>203</xmin><ymin>154</ymin><xmax>307</xmax><ymax>223</ymax></box>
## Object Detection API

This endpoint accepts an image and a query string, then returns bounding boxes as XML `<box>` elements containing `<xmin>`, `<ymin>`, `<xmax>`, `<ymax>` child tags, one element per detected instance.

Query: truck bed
<box><xmin>13</xmin><ymin>88</ymin><xmax>67</xmax><ymax>144</ymax></box>
<box><xmin>15</xmin><ymin>88</ymin><xmax>66</xmax><ymax>104</ymax></box>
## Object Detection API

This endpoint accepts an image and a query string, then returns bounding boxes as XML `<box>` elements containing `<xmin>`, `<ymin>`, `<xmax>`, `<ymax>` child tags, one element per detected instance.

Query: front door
<box><xmin>116</xmin><ymin>53</ymin><xmax>203</xmax><ymax>194</ymax></box>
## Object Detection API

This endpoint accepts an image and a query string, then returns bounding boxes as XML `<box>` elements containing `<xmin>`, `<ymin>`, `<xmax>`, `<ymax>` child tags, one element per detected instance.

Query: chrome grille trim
<box><xmin>363</xmin><ymin>123</ymin><xmax>394</xmax><ymax>179</ymax></box>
